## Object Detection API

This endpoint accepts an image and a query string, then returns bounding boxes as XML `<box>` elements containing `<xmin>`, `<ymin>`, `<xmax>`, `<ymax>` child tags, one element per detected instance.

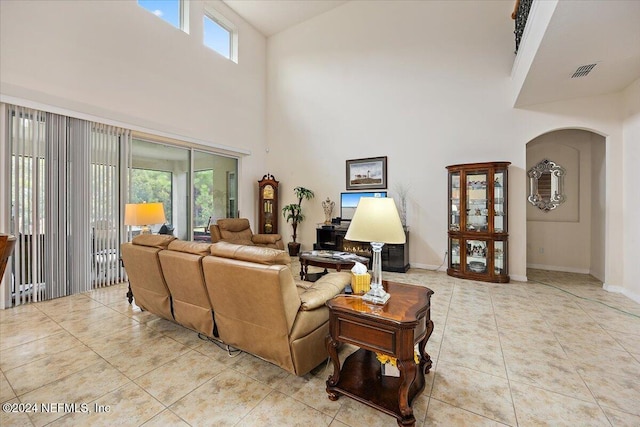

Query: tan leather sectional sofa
<box><xmin>121</xmin><ymin>234</ymin><xmax>351</xmax><ymax>376</ymax></box>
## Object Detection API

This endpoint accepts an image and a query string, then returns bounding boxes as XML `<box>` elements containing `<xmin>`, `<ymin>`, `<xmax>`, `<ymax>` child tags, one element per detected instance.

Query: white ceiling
<box><xmin>222</xmin><ymin>0</ymin><xmax>347</xmax><ymax>37</ymax></box>
<box><xmin>515</xmin><ymin>0</ymin><xmax>640</xmax><ymax>106</ymax></box>
<box><xmin>221</xmin><ymin>0</ymin><xmax>640</xmax><ymax>107</ymax></box>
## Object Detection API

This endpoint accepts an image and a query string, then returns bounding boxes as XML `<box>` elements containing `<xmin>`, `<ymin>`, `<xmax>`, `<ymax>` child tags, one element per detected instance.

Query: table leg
<box><xmin>126</xmin><ymin>283</ymin><xmax>133</xmax><ymax>304</ymax></box>
<box><xmin>397</xmin><ymin>358</ymin><xmax>418</xmax><ymax>426</ymax></box>
<box><xmin>418</xmin><ymin>319</ymin><xmax>434</xmax><ymax>374</ymax></box>
<box><xmin>300</xmin><ymin>260</ymin><xmax>308</xmax><ymax>280</ymax></box>
<box><xmin>325</xmin><ymin>335</ymin><xmax>342</xmax><ymax>401</ymax></box>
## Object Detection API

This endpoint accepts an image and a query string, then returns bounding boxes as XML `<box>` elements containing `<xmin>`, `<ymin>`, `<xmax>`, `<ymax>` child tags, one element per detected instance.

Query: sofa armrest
<box><xmin>252</xmin><ymin>233</ymin><xmax>282</xmax><ymax>245</ymax></box>
<box><xmin>299</xmin><ymin>272</ymin><xmax>351</xmax><ymax>310</ymax></box>
<box><xmin>209</xmin><ymin>224</ymin><xmax>222</xmax><ymax>243</ymax></box>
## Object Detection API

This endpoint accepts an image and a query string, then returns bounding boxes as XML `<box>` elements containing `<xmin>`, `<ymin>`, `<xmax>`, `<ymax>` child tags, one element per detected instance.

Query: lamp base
<box><xmin>362</xmin><ymin>286</ymin><xmax>390</xmax><ymax>305</ymax></box>
<box><xmin>362</xmin><ymin>242</ymin><xmax>390</xmax><ymax>305</ymax></box>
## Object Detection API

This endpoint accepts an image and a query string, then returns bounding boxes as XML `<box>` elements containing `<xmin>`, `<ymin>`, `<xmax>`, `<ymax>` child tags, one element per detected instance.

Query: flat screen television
<box><xmin>340</xmin><ymin>191</ymin><xmax>387</xmax><ymax>221</ymax></box>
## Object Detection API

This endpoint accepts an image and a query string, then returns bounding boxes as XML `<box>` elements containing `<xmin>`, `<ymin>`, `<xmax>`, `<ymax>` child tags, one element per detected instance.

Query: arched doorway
<box><xmin>525</xmin><ymin>129</ymin><xmax>606</xmax><ymax>281</ymax></box>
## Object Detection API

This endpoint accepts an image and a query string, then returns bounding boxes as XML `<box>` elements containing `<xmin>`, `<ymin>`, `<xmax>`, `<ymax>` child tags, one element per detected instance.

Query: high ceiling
<box><xmin>514</xmin><ymin>0</ymin><xmax>640</xmax><ymax>106</ymax></box>
<box><xmin>221</xmin><ymin>0</ymin><xmax>640</xmax><ymax>107</ymax></box>
<box><xmin>222</xmin><ymin>0</ymin><xmax>347</xmax><ymax>37</ymax></box>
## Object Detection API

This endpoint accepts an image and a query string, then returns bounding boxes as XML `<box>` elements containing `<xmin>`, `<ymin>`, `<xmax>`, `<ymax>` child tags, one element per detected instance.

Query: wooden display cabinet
<box><xmin>447</xmin><ymin>162</ymin><xmax>510</xmax><ymax>283</ymax></box>
<box><xmin>258</xmin><ymin>174</ymin><xmax>279</xmax><ymax>235</ymax></box>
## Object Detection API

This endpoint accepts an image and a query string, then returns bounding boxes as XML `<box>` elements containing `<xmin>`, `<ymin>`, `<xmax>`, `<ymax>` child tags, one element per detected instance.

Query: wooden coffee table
<box><xmin>325</xmin><ymin>281</ymin><xmax>434</xmax><ymax>427</ymax></box>
<box><xmin>299</xmin><ymin>251</ymin><xmax>368</xmax><ymax>281</ymax></box>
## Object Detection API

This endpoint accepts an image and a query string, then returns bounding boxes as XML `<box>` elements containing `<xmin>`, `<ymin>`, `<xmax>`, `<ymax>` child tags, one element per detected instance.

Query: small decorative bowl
<box><xmin>468</xmin><ymin>261</ymin><xmax>486</xmax><ymax>273</ymax></box>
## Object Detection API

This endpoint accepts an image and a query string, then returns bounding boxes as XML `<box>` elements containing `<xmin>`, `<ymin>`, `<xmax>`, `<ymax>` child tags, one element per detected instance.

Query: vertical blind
<box><xmin>6</xmin><ymin>104</ymin><xmax>130</xmax><ymax>306</ymax></box>
<box><xmin>91</xmin><ymin>123</ymin><xmax>130</xmax><ymax>287</ymax></box>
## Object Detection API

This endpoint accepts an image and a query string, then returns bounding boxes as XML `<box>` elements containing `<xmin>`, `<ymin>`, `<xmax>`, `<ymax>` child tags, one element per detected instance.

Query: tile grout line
<box><xmin>489</xmin><ymin>290</ymin><xmax>519</xmax><ymax>427</ymax></box>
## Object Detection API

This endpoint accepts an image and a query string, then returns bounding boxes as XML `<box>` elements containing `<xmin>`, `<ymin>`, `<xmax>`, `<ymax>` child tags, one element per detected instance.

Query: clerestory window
<box><xmin>204</xmin><ymin>8</ymin><xmax>238</xmax><ymax>62</ymax></box>
<box><xmin>138</xmin><ymin>0</ymin><xmax>188</xmax><ymax>32</ymax></box>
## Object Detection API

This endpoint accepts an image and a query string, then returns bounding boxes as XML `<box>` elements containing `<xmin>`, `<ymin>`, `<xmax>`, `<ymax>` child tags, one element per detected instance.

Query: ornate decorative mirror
<box><xmin>527</xmin><ymin>159</ymin><xmax>566</xmax><ymax>211</ymax></box>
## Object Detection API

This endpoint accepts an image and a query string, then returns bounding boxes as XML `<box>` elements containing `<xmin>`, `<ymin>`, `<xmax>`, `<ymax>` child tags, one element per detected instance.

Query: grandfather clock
<box><xmin>258</xmin><ymin>174</ymin><xmax>279</xmax><ymax>234</ymax></box>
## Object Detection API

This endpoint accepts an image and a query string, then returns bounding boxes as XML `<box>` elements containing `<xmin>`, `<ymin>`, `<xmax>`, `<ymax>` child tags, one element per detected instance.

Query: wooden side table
<box><xmin>325</xmin><ymin>281</ymin><xmax>434</xmax><ymax>427</ymax></box>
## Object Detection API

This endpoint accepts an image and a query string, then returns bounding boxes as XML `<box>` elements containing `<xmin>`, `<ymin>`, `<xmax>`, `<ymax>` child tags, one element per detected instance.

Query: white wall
<box><xmin>590</xmin><ymin>137</ymin><xmax>606</xmax><ymax>281</ymax></box>
<box><xmin>0</xmin><ymin>0</ymin><xmax>267</xmax><ymax>222</ymax></box>
<box><xmin>267</xmin><ymin>0</ymin><xmax>526</xmax><ymax>277</ymax></box>
<box><xmin>266</xmin><ymin>0</ymin><xmax>629</xmax><ymax>290</ymax></box>
<box><xmin>620</xmin><ymin>78</ymin><xmax>640</xmax><ymax>301</ymax></box>
<box><xmin>526</xmin><ymin>130</ymin><xmax>606</xmax><ymax>274</ymax></box>
<box><xmin>521</xmin><ymin>93</ymin><xmax>625</xmax><ymax>293</ymax></box>
<box><xmin>1</xmin><ymin>0</ymin><xmax>634</xmax><ymax>298</ymax></box>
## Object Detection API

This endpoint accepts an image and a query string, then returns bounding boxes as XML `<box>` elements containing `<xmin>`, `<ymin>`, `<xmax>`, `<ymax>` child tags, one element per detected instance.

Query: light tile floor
<box><xmin>1</xmin><ymin>267</ymin><xmax>639</xmax><ymax>426</ymax></box>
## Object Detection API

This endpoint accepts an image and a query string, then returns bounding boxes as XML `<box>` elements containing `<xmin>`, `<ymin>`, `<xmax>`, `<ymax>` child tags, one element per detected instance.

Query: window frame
<box><xmin>203</xmin><ymin>7</ymin><xmax>238</xmax><ymax>63</ymax></box>
<box><xmin>137</xmin><ymin>0</ymin><xmax>189</xmax><ymax>33</ymax></box>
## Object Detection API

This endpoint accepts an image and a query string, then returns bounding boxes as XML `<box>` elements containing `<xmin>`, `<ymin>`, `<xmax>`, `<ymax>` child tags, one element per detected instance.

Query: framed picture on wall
<box><xmin>346</xmin><ymin>156</ymin><xmax>387</xmax><ymax>190</ymax></box>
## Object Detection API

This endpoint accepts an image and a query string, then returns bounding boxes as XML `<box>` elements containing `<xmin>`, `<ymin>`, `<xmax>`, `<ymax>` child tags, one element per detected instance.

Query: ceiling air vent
<box><xmin>571</xmin><ymin>63</ymin><xmax>597</xmax><ymax>78</ymax></box>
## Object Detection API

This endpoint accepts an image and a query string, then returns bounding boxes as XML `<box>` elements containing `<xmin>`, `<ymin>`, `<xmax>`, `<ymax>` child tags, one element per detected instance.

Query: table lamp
<box><xmin>345</xmin><ymin>197</ymin><xmax>406</xmax><ymax>304</ymax></box>
<box><xmin>124</xmin><ymin>202</ymin><xmax>166</xmax><ymax>234</ymax></box>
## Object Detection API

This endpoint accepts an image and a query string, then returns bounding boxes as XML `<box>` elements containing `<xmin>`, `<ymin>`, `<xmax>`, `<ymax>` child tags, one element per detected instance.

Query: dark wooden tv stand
<box><xmin>315</xmin><ymin>225</ymin><xmax>409</xmax><ymax>272</ymax></box>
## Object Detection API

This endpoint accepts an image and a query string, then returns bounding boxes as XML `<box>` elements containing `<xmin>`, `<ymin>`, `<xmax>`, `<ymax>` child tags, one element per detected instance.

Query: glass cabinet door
<box><xmin>450</xmin><ymin>172</ymin><xmax>460</xmax><ymax>231</ymax></box>
<box><xmin>466</xmin><ymin>171</ymin><xmax>488</xmax><ymax>232</ymax></box>
<box><xmin>450</xmin><ymin>238</ymin><xmax>460</xmax><ymax>270</ymax></box>
<box><xmin>466</xmin><ymin>239</ymin><xmax>487</xmax><ymax>274</ymax></box>
<box><xmin>494</xmin><ymin>240</ymin><xmax>505</xmax><ymax>275</ymax></box>
<box><xmin>494</xmin><ymin>170</ymin><xmax>506</xmax><ymax>233</ymax></box>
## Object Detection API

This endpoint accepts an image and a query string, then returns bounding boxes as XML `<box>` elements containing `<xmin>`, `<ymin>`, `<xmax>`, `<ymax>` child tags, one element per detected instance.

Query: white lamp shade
<box><xmin>124</xmin><ymin>202</ymin><xmax>166</xmax><ymax>226</ymax></box>
<box><xmin>345</xmin><ymin>197</ymin><xmax>406</xmax><ymax>244</ymax></box>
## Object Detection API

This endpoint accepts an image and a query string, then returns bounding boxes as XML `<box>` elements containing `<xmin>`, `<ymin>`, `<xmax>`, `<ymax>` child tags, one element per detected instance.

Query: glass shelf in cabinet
<box><xmin>467</xmin><ymin>225</ymin><xmax>488</xmax><ymax>232</ymax></box>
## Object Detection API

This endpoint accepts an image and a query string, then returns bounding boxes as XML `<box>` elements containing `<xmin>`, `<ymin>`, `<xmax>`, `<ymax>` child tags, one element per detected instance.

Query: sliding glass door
<box><xmin>130</xmin><ymin>139</ymin><xmax>190</xmax><ymax>239</ymax></box>
<box><xmin>130</xmin><ymin>141</ymin><xmax>238</xmax><ymax>242</ymax></box>
<box><xmin>3</xmin><ymin>104</ymin><xmax>239</xmax><ymax>308</ymax></box>
<box><xmin>192</xmin><ymin>150</ymin><xmax>238</xmax><ymax>241</ymax></box>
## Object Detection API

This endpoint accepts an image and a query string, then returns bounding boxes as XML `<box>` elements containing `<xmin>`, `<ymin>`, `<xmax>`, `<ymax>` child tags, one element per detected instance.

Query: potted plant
<box><xmin>282</xmin><ymin>186</ymin><xmax>315</xmax><ymax>256</ymax></box>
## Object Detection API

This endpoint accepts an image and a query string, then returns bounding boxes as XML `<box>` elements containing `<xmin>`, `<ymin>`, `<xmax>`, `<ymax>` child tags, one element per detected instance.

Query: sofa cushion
<box><xmin>299</xmin><ymin>272</ymin><xmax>351</xmax><ymax>310</ymax></box>
<box><xmin>211</xmin><ymin>241</ymin><xmax>291</xmax><ymax>266</ymax></box>
<box><xmin>217</xmin><ymin>218</ymin><xmax>254</xmax><ymax>245</ymax></box>
<box><xmin>158</xmin><ymin>248</ymin><xmax>215</xmax><ymax>337</ymax></box>
<box><xmin>167</xmin><ymin>240</ymin><xmax>211</xmax><ymax>256</ymax></box>
<box><xmin>121</xmin><ymin>242</ymin><xmax>173</xmax><ymax>321</ymax></box>
<box><xmin>132</xmin><ymin>234</ymin><xmax>176</xmax><ymax>249</ymax></box>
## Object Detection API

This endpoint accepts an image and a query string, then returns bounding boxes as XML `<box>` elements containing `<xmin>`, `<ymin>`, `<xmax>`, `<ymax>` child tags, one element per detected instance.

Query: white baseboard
<box><xmin>526</xmin><ymin>263</ymin><xmax>590</xmax><ymax>274</ymax></box>
<box><xmin>410</xmin><ymin>263</ymin><xmax>527</xmax><ymax>282</ymax></box>
<box><xmin>409</xmin><ymin>262</ymin><xmax>446</xmax><ymax>272</ymax></box>
<box><xmin>603</xmin><ymin>283</ymin><xmax>640</xmax><ymax>304</ymax></box>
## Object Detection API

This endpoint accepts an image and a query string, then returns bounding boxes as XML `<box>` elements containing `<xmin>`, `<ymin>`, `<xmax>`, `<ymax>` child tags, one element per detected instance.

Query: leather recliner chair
<box><xmin>209</xmin><ymin>218</ymin><xmax>284</xmax><ymax>250</ymax></box>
